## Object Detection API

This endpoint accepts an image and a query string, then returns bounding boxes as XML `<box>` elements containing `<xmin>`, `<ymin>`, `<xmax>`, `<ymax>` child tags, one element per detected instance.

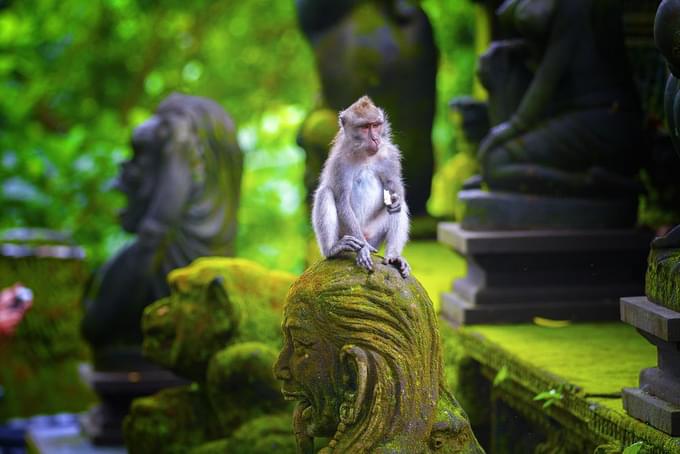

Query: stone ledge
<box><xmin>620</xmin><ymin>296</ymin><xmax>680</xmax><ymax>342</ymax></box>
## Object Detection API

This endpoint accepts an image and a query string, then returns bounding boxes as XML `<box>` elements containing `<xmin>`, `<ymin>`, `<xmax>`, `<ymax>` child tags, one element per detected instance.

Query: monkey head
<box><xmin>339</xmin><ymin>96</ymin><xmax>390</xmax><ymax>157</ymax></box>
<box><xmin>655</xmin><ymin>0</ymin><xmax>680</xmax><ymax>78</ymax></box>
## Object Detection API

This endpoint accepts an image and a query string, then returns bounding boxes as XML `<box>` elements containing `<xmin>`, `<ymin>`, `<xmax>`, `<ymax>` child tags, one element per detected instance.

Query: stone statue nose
<box><xmin>273</xmin><ymin>353</ymin><xmax>292</xmax><ymax>380</ymax></box>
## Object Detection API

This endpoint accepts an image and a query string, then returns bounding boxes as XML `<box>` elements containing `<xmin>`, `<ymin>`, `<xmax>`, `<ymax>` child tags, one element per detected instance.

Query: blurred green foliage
<box><xmin>0</xmin><ymin>0</ymin><xmax>477</xmax><ymax>273</ymax></box>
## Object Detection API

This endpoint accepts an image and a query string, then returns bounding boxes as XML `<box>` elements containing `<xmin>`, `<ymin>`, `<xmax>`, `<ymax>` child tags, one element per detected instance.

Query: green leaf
<box><xmin>623</xmin><ymin>442</ymin><xmax>644</xmax><ymax>454</ymax></box>
<box><xmin>493</xmin><ymin>365</ymin><xmax>509</xmax><ymax>387</ymax></box>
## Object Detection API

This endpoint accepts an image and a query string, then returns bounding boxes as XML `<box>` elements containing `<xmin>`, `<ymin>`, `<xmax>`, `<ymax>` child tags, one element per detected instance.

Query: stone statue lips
<box><xmin>281</xmin><ymin>389</ymin><xmax>312</xmax><ymax>417</ymax></box>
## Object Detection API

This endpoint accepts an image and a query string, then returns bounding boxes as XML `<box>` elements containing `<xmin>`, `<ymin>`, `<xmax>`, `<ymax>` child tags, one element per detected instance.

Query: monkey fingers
<box><xmin>356</xmin><ymin>245</ymin><xmax>374</xmax><ymax>272</ymax></box>
<box><xmin>329</xmin><ymin>235</ymin><xmax>365</xmax><ymax>256</ymax></box>
<box><xmin>387</xmin><ymin>201</ymin><xmax>401</xmax><ymax>214</ymax></box>
<box><xmin>383</xmin><ymin>256</ymin><xmax>411</xmax><ymax>279</ymax></box>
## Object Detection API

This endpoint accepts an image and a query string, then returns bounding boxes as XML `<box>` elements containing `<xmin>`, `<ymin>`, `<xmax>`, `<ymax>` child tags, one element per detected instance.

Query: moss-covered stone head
<box><xmin>142</xmin><ymin>266</ymin><xmax>237</xmax><ymax>382</ymax></box>
<box><xmin>142</xmin><ymin>257</ymin><xmax>294</xmax><ymax>382</ymax></box>
<box><xmin>274</xmin><ymin>257</ymin><xmax>483</xmax><ymax>453</ymax></box>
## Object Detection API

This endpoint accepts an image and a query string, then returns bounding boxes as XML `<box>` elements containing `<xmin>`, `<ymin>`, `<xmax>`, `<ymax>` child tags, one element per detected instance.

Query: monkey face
<box><xmin>340</xmin><ymin>95</ymin><xmax>387</xmax><ymax>156</ymax></box>
<box><xmin>347</xmin><ymin>119</ymin><xmax>384</xmax><ymax>156</ymax></box>
<box><xmin>356</xmin><ymin>120</ymin><xmax>384</xmax><ymax>155</ymax></box>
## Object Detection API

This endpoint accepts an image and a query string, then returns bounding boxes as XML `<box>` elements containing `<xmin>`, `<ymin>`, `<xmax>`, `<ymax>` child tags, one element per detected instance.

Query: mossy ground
<box><xmin>453</xmin><ymin>323</ymin><xmax>656</xmax><ymax>396</ymax></box>
<box><xmin>404</xmin><ymin>240</ymin><xmax>465</xmax><ymax>313</ymax></box>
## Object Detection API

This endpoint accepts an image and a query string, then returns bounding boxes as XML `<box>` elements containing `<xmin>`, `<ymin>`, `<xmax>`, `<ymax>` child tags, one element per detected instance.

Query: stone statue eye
<box><xmin>293</xmin><ymin>338</ymin><xmax>314</xmax><ymax>350</ymax></box>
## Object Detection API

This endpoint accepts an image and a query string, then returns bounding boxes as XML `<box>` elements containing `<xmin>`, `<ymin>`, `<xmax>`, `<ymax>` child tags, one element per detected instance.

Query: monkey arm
<box><xmin>378</xmin><ymin>148</ymin><xmax>405</xmax><ymax>214</ymax></box>
<box><xmin>384</xmin><ymin>204</ymin><xmax>409</xmax><ymax>259</ymax></box>
<box><xmin>313</xmin><ymin>185</ymin><xmax>373</xmax><ymax>258</ymax></box>
<box><xmin>313</xmin><ymin>186</ymin><xmax>340</xmax><ymax>257</ymax></box>
<box><xmin>383</xmin><ymin>202</ymin><xmax>410</xmax><ymax>277</ymax></box>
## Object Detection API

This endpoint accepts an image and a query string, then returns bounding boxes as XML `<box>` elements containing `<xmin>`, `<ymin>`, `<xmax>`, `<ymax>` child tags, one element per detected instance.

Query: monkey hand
<box><xmin>386</xmin><ymin>192</ymin><xmax>401</xmax><ymax>214</ymax></box>
<box><xmin>383</xmin><ymin>255</ymin><xmax>411</xmax><ymax>278</ymax></box>
<box><xmin>356</xmin><ymin>244</ymin><xmax>374</xmax><ymax>272</ymax></box>
<box><xmin>329</xmin><ymin>236</ymin><xmax>377</xmax><ymax>257</ymax></box>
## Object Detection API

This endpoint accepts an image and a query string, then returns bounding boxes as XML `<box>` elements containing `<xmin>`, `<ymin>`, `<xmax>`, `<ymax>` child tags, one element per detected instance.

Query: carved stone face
<box><xmin>273</xmin><ymin>297</ymin><xmax>340</xmax><ymax>438</ymax></box>
<box><xmin>117</xmin><ymin>115</ymin><xmax>167</xmax><ymax>233</ymax></box>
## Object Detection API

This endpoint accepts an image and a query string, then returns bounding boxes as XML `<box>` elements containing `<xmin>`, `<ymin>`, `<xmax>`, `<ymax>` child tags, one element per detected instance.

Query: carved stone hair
<box><xmin>285</xmin><ymin>258</ymin><xmax>441</xmax><ymax>452</ymax></box>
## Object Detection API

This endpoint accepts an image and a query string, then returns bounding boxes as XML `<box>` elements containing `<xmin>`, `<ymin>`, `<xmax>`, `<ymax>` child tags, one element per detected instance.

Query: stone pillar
<box><xmin>619</xmin><ymin>0</ymin><xmax>680</xmax><ymax>436</ymax></box>
<box><xmin>439</xmin><ymin>0</ymin><xmax>651</xmax><ymax>325</ymax></box>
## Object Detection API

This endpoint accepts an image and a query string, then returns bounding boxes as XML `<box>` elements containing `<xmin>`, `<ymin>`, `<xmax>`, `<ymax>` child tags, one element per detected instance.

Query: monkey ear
<box><xmin>339</xmin><ymin>113</ymin><xmax>347</xmax><ymax>128</ymax></box>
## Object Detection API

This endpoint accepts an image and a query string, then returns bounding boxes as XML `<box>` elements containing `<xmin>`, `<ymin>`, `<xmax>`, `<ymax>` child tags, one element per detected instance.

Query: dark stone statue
<box><xmin>274</xmin><ymin>257</ymin><xmax>484</xmax><ymax>453</ymax></box>
<box><xmin>81</xmin><ymin>94</ymin><xmax>243</xmax><ymax>359</ymax></box>
<box><xmin>296</xmin><ymin>0</ymin><xmax>438</xmax><ymax>216</ymax></box>
<box><xmin>79</xmin><ymin>94</ymin><xmax>243</xmax><ymax>444</ymax></box>
<box><xmin>646</xmin><ymin>0</ymin><xmax>680</xmax><ymax>311</ymax></box>
<box><xmin>463</xmin><ymin>0</ymin><xmax>645</xmax><ymax>229</ymax></box>
<box><xmin>619</xmin><ymin>0</ymin><xmax>680</xmax><ymax>437</ymax></box>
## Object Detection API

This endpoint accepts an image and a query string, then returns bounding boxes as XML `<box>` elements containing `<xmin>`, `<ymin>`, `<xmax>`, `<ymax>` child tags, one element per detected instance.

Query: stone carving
<box><xmin>81</xmin><ymin>93</ymin><xmax>243</xmax><ymax>358</ymax></box>
<box><xmin>274</xmin><ymin>257</ymin><xmax>484</xmax><ymax>453</ymax></box>
<box><xmin>619</xmin><ymin>0</ymin><xmax>680</xmax><ymax>437</ymax></box>
<box><xmin>648</xmin><ymin>0</ymin><xmax>680</xmax><ymax>294</ymax></box>
<box><xmin>296</xmin><ymin>0</ymin><xmax>437</xmax><ymax>216</ymax></box>
<box><xmin>464</xmin><ymin>0</ymin><xmax>644</xmax><ymax>229</ymax></box>
<box><xmin>124</xmin><ymin>258</ymin><xmax>297</xmax><ymax>453</ymax></box>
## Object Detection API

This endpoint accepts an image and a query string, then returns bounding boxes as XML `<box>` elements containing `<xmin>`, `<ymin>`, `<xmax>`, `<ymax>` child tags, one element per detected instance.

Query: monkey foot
<box><xmin>329</xmin><ymin>236</ymin><xmax>377</xmax><ymax>256</ymax></box>
<box><xmin>356</xmin><ymin>245</ymin><xmax>374</xmax><ymax>272</ymax></box>
<box><xmin>383</xmin><ymin>256</ymin><xmax>410</xmax><ymax>278</ymax></box>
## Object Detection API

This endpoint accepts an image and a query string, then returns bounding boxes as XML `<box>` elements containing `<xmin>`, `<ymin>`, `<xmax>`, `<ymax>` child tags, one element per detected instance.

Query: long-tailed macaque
<box><xmin>312</xmin><ymin>96</ymin><xmax>410</xmax><ymax>278</ymax></box>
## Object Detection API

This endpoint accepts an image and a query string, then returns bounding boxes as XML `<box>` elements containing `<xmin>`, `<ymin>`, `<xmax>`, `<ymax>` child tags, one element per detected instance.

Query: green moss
<box><xmin>207</xmin><ymin>342</ymin><xmax>289</xmax><ymax>431</ymax></box>
<box><xmin>457</xmin><ymin>323</ymin><xmax>655</xmax><ymax>395</ymax></box>
<box><xmin>216</xmin><ymin>414</ymin><xmax>296</xmax><ymax>454</ymax></box>
<box><xmin>124</xmin><ymin>385</ymin><xmax>221</xmax><ymax>454</ymax></box>
<box><xmin>0</xmin><ymin>245</ymin><xmax>93</xmax><ymax>421</ymax></box>
<box><xmin>645</xmin><ymin>248</ymin><xmax>680</xmax><ymax>312</ymax></box>
<box><xmin>439</xmin><ymin>322</ymin><xmax>680</xmax><ymax>452</ymax></box>
<box><xmin>127</xmin><ymin>258</ymin><xmax>296</xmax><ymax>453</ymax></box>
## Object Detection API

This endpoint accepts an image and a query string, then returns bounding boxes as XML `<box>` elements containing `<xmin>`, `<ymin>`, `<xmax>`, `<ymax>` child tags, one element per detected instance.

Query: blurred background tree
<box><xmin>0</xmin><ymin>0</ymin><xmax>477</xmax><ymax>273</ymax></box>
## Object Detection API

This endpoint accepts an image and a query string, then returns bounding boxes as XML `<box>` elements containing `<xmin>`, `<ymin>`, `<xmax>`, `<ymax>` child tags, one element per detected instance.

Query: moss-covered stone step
<box><xmin>441</xmin><ymin>322</ymin><xmax>680</xmax><ymax>453</ymax></box>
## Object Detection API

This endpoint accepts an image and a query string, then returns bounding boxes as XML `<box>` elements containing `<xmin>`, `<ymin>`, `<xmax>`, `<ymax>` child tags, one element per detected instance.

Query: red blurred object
<box><xmin>0</xmin><ymin>283</ymin><xmax>33</xmax><ymax>336</ymax></box>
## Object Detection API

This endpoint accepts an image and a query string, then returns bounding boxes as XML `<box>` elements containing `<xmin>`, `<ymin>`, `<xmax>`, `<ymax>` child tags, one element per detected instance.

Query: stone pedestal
<box><xmin>621</xmin><ymin>296</ymin><xmax>680</xmax><ymax>436</ymax></box>
<box><xmin>79</xmin><ymin>360</ymin><xmax>188</xmax><ymax>445</ymax></box>
<box><xmin>438</xmin><ymin>223</ymin><xmax>651</xmax><ymax>325</ymax></box>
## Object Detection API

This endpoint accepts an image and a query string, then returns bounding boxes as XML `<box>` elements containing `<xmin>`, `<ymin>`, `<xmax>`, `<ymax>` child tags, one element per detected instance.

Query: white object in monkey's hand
<box><xmin>383</xmin><ymin>189</ymin><xmax>401</xmax><ymax>214</ymax></box>
<box><xmin>383</xmin><ymin>189</ymin><xmax>392</xmax><ymax>206</ymax></box>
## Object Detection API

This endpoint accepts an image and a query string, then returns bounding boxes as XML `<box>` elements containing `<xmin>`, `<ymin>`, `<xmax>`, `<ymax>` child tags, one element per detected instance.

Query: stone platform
<box><xmin>458</xmin><ymin>189</ymin><xmax>638</xmax><ymax>231</ymax></box>
<box><xmin>440</xmin><ymin>321</ymin><xmax>680</xmax><ymax>453</ymax></box>
<box><xmin>621</xmin><ymin>296</ymin><xmax>680</xmax><ymax>436</ymax></box>
<box><xmin>438</xmin><ymin>223</ymin><xmax>652</xmax><ymax>325</ymax></box>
